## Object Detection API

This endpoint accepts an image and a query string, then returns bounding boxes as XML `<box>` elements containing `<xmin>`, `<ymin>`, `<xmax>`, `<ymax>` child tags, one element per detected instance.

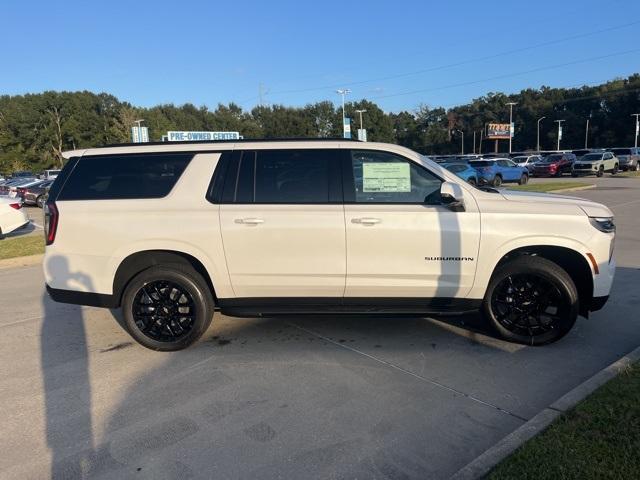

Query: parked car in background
<box><xmin>11</xmin><ymin>171</ymin><xmax>35</xmax><ymax>178</ymax></box>
<box><xmin>42</xmin><ymin>169</ymin><xmax>61</xmax><ymax>180</ymax></box>
<box><xmin>0</xmin><ymin>177</ymin><xmax>35</xmax><ymax>196</ymax></box>
<box><xmin>608</xmin><ymin>147</ymin><xmax>640</xmax><ymax>172</ymax></box>
<box><xmin>5</xmin><ymin>178</ymin><xmax>42</xmax><ymax>198</ymax></box>
<box><xmin>21</xmin><ymin>180</ymin><xmax>54</xmax><ymax>207</ymax></box>
<box><xmin>572</xmin><ymin>151</ymin><xmax>619</xmax><ymax>177</ymax></box>
<box><xmin>512</xmin><ymin>154</ymin><xmax>543</xmax><ymax>173</ymax></box>
<box><xmin>571</xmin><ymin>149</ymin><xmax>592</xmax><ymax>162</ymax></box>
<box><xmin>441</xmin><ymin>162</ymin><xmax>478</xmax><ymax>185</ymax></box>
<box><xmin>470</xmin><ymin>158</ymin><xmax>529</xmax><ymax>186</ymax></box>
<box><xmin>0</xmin><ymin>197</ymin><xmax>29</xmax><ymax>238</ymax></box>
<box><xmin>532</xmin><ymin>153</ymin><xmax>577</xmax><ymax>177</ymax></box>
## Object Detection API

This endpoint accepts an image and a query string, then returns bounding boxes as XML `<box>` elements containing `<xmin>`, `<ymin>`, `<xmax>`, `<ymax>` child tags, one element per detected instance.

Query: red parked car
<box><xmin>532</xmin><ymin>153</ymin><xmax>577</xmax><ymax>177</ymax></box>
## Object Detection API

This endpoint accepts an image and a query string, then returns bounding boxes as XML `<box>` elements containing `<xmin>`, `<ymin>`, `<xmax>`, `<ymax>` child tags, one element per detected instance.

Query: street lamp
<box><xmin>632</xmin><ymin>113</ymin><xmax>640</xmax><ymax>148</ymax></box>
<box><xmin>537</xmin><ymin>116</ymin><xmax>546</xmax><ymax>152</ymax></box>
<box><xmin>555</xmin><ymin>120</ymin><xmax>565</xmax><ymax>151</ymax></box>
<box><xmin>456</xmin><ymin>129</ymin><xmax>464</xmax><ymax>155</ymax></box>
<box><xmin>354</xmin><ymin>109</ymin><xmax>367</xmax><ymax>130</ymax></box>
<box><xmin>336</xmin><ymin>89</ymin><xmax>351</xmax><ymax>137</ymax></box>
<box><xmin>506</xmin><ymin>102</ymin><xmax>517</xmax><ymax>153</ymax></box>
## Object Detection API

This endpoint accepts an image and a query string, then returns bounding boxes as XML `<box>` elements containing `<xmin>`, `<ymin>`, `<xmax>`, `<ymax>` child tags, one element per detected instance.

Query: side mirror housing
<box><xmin>440</xmin><ymin>181</ymin><xmax>465</xmax><ymax>212</ymax></box>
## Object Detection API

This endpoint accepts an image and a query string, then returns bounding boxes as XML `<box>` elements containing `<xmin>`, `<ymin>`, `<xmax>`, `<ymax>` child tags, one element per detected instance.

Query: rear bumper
<box><xmin>46</xmin><ymin>284</ymin><xmax>118</xmax><ymax>308</ymax></box>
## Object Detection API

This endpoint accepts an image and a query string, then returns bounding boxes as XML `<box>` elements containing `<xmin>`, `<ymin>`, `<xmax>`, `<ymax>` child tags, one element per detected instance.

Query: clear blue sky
<box><xmin>2</xmin><ymin>0</ymin><xmax>639</xmax><ymax>112</ymax></box>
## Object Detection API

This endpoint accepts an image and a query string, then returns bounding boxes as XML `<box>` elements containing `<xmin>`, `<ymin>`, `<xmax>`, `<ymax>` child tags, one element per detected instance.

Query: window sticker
<box><xmin>362</xmin><ymin>163</ymin><xmax>411</xmax><ymax>192</ymax></box>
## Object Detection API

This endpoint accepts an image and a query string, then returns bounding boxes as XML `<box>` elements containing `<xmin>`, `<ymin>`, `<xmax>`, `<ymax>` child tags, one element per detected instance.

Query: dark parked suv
<box><xmin>608</xmin><ymin>148</ymin><xmax>640</xmax><ymax>172</ymax></box>
<box><xmin>532</xmin><ymin>153</ymin><xmax>577</xmax><ymax>177</ymax></box>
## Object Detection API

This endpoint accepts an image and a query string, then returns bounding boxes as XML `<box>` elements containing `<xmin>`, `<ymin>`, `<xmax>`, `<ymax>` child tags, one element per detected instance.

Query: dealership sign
<box><xmin>486</xmin><ymin>123</ymin><xmax>511</xmax><ymax>139</ymax></box>
<box><xmin>167</xmin><ymin>131</ymin><xmax>241</xmax><ymax>141</ymax></box>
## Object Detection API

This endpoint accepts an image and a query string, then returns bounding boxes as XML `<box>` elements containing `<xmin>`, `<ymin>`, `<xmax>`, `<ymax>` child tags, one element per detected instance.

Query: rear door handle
<box><xmin>351</xmin><ymin>217</ymin><xmax>381</xmax><ymax>225</ymax></box>
<box><xmin>235</xmin><ymin>217</ymin><xmax>264</xmax><ymax>225</ymax></box>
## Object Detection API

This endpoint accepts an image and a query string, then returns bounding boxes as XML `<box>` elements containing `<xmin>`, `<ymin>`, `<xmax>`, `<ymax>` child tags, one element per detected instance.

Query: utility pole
<box><xmin>633</xmin><ymin>114</ymin><xmax>640</xmax><ymax>148</ymax></box>
<box><xmin>506</xmin><ymin>102</ymin><xmax>517</xmax><ymax>153</ymax></box>
<box><xmin>555</xmin><ymin>120</ymin><xmax>565</xmax><ymax>151</ymax></box>
<box><xmin>473</xmin><ymin>131</ymin><xmax>476</xmax><ymax>154</ymax></box>
<box><xmin>537</xmin><ymin>116</ymin><xmax>546</xmax><ymax>152</ymax></box>
<box><xmin>478</xmin><ymin>129</ymin><xmax>483</xmax><ymax>154</ymax></box>
<box><xmin>336</xmin><ymin>89</ymin><xmax>351</xmax><ymax>138</ymax></box>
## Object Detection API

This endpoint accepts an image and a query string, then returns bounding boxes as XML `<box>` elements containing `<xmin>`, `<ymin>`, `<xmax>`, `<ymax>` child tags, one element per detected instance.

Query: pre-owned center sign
<box><xmin>167</xmin><ymin>131</ymin><xmax>241</xmax><ymax>141</ymax></box>
<box><xmin>486</xmin><ymin>123</ymin><xmax>511</xmax><ymax>139</ymax></box>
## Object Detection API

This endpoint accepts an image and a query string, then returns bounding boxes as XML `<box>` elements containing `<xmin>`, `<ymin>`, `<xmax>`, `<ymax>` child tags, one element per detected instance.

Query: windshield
<box><xmin>542</xmin><ymin>154</ymin><xmax>562</xmax><ymax>163</ymax></box>
<box><xmin>610</xmin><ymin>149</ymin><xmax>631</xmax><ymax>155</ymax></box>
<box><xmin>582</xmin><ymin>153</ymin><xmax>603</xmax><ymax>161</ymax></box>
<box><xmin>470</xmin><ymin>161</ymin><xmax>494</xmax><ymax>167</ymax></box>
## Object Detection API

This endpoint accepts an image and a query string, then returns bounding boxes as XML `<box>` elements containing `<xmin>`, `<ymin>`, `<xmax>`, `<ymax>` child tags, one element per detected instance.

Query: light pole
<box><xmin>506</xmin><ymin>102</ymin><xmax>517</xmax><ymax>153</ymax></box>
<box><xmin>456</xmin><ymin>130</ymin><xmax>464</xmax><ymax>155</ymax></box>
<box><xmin>555</xmin><ymin>120</ymin><xmax>565</xmax><ymax>151</ymax></box>
<box><xmin>585</xmin><ymin>117</ymin><xmax>590</xmax><ymax>149</ymax></box>
<box><xmin>537</xmin><ymin>116</ymin><xmax>546</xmax><ymax>152</ymax></box>
<box><xmin>336</xmin><ymin>89</ymin><xmax>351</xmax><ymax>137</ymax></box>
<box><xmin>632</xmin><ymin>113</ymin><xmax>640</xmax><ymax>148</ymax></box>
<box><xmin>354</xmin><ymin>109</ymin><xmax>367</xmax><ymax>130</ymax></box>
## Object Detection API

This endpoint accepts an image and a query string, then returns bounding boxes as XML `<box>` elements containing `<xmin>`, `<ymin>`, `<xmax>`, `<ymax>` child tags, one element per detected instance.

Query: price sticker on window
<box><xmin>362</xmin><ymin>163</ymin><xmax>411</xmax><ymax>192</ymax></box>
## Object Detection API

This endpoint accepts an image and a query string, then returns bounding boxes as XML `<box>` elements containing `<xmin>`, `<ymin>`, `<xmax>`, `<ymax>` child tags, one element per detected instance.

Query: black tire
<box><xmin>121</xmin><ymin>265</ymin><xmax>215</xmax><ymax>351</ymax></box>
<box><xmin>596</xmin><ymin>166</ymin><xmax>604</xmax><ymax>177</ymax></box>
<box><xmin>635</xmin><ymin>163</ymin><xmax>640</xmax><ymax>172</ymax></box>
<box><xmin>518</xmin><ymin>174</ymin><xmax>528</xmax><ymax>185</ymax></box>
<box><xmin>36</xmin><ymin>195</ymin><xmax>45</xmax><ymax>209</ymax></box>
<box><xmin>612</xmin><ymin>164</ymin><xmax>618</xmax><ymax>175</ymax></box>
<box><xmin>554</xmin><ymin>168</ymin><xmax>562</xmax><ymax>177</ymax></box>
<box><xmin>468</xmin><ymin>177</ymin><xmax>477</xmax><ymax>186</ymax></box>
<box><xmin>492</xmin><ymin>175</ymin><xmax>502</xmax><ymax>187</ymax></box>
<box><xmin>482</xmin><ymin>256</ymin><xmax>578</xmax><ymax>346</ymax></box>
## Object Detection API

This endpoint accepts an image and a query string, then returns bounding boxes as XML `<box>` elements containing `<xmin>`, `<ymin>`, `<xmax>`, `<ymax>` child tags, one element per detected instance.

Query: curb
<box><xmin>548</xmin><ymin>184</ymin><xmax>596</xmax><ymax>193</ymax></box>
<box><xmin>450</xmin><ymin>344</ymin><xmax>640</xmax><ymax>480</ymax></box>
<box><xmin>0</xmin><ymin>254</ymin><xmax>43</xmax><ymax>270</ymax></box>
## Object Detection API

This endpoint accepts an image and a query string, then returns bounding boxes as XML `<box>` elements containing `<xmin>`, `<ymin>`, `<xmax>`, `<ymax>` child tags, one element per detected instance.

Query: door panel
<box><xmin>343</xmin><ymin>149</ymin><xmax>480</xmax><ymax>299</ymax></box>
<box><xmin>220</xmin><ymin>204</ymin><xmax>346</xmax><ymax>297</ymax></box>
<box><xmin>344</xmin><ymin>204</ymin><xmax>480</xmax><ymax>298</ymax></box>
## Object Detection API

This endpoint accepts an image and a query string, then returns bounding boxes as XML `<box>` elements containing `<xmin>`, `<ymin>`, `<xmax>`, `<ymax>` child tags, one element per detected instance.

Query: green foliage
<box><xmin>1</xmin><ymin>75</ymin><xmax>639</xmax><ymax>174</ymax></box>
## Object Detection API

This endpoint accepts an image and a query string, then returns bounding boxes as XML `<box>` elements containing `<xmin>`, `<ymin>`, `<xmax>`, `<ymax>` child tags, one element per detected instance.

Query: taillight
<box><xmin>44</xmin><ymin>202</ymin><xmax>59</xmax><ymax>245</ymax></box>
<box><xmin>9</xmin><ymin>203</ymin><xmax>22</xmax><ymax>210</ymax></box>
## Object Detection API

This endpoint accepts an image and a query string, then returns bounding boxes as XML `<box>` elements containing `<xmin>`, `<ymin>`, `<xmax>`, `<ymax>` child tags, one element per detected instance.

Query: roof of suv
<box><xmin>61</xmin><ymin>138</ymin><xmax>425</xmax><ymax>160</ymax></box>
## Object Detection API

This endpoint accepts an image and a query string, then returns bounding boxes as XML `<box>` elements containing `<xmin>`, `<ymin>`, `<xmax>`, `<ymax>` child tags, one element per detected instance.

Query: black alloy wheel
<box><xmin>122</xmin><ymin>265</ymin><xmax>214</xmax><ymax>351</ymax></box>
<box><xmin>132</xmin><ymin>280</ymin><xmax>196</xmax><ymax>342</ymax></box>
<box><xmin>483</xmin><ymin>256</ymin><xmax>578</xmax><ymax>345</ymax></box>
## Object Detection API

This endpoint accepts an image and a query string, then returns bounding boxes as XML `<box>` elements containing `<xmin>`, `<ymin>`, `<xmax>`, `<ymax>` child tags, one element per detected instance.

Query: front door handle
<box><xmin>351</xmin><ymin>217</ymin><xmax>381</xmax><ymax>225</ymax></box>
<box><xmin>235</xmin><ymin>217</ymin><xmax>264</xmax><ymax>225</ymax></box>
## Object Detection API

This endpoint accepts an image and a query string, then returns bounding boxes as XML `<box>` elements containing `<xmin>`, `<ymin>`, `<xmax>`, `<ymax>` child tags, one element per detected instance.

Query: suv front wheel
<box><xmin>121</xmin><ymin>265</ymin><xmax>215</xmax><ymax>351</ymax></box>
<box><xmin>483</xmin><ymin>256</ymin><xmax>578</xmax><ymax>345</ymax></box>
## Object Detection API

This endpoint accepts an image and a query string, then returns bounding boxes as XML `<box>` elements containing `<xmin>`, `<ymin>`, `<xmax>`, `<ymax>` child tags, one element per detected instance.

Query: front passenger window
<box><xmin>350</xmin><ymin>150</ymin><xmax>442</xmax><ymax>204</ymax></box>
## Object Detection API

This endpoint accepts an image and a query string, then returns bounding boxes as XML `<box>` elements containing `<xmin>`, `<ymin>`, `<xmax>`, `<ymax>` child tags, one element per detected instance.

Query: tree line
<box><xmin>1</xmin><ymin>74</ymin><xmax>639</xmax><ymax>173</ymax></box>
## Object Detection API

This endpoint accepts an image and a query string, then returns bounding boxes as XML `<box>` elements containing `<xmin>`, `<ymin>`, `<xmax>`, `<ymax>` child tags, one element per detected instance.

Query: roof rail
<box><xmin>102</xmin><ymin>137</ymin><xmax>362</xmax><ymax>148</ymax></box>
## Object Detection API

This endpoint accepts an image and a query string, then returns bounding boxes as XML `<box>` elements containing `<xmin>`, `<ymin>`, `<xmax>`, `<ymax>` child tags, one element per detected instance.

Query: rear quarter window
<box><xmin>57</xmin><ymin>153</ymin><xmax>193</xmax><ymax>201</ymax></box>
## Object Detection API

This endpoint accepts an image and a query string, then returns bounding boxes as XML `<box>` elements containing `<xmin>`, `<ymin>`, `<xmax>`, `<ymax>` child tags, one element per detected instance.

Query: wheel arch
<box><xmin>491</xmin><ymin>245</ymin><xmax>593</xmax><ymax>317</ymax></box>
<box><xmin>112</xmin><ymin>250</ymin><xmax>218</xmax><ymax>308</ymax></box>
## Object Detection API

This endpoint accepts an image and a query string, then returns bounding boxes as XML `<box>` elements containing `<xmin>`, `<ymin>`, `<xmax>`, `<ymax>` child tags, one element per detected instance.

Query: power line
<box><xmin>259</xmin><ymin>20</ymin><xmax>640</xmax><ymax>98</ymax></box>
<box><xmin>370</xmin><ymin>48</ymin><xmax>640</xmax><ymax>100</ymax></box>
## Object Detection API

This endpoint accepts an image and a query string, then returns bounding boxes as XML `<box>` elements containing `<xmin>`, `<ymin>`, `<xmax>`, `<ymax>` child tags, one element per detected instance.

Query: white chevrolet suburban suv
<box><xmin>43</xmin><ymin>139</ymin><xmax>615</xmax><ymax>351</ymax></box>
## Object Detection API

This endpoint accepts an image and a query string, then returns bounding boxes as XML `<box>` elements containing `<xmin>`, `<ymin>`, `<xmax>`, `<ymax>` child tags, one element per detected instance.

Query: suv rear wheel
<box><xmin>483</xmin><ymin>256</ymin><xmax>578</xmax><ymax>345</ymax></box>
<box><xmin>518</xmin><ymin>174</ymin><xmax>528</xmax><ymax>185</ymax></box>
<box><xmin>121</xmin><ymin>265</ymin><xmax>214</xmax><ymax>351</ymax></box>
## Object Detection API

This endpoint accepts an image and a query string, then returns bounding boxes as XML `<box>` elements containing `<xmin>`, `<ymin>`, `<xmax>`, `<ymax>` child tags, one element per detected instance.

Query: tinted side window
<box><xmin>253</xmin><ymin>150</ymin><xmax>334</xmax><ymax>203</ymax></box>
<box><xmin>349</xmin><ymin>150</ymin><xmax>442</xmax><ymax>204</ymax></box>
<box><xmin>58</xmin><ymin>153</ymin><xmax>193</xmax><ymax>200</ymax></box>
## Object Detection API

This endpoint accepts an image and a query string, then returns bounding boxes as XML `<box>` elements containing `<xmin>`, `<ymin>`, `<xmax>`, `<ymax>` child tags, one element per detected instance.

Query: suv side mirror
<box><xmin>440</xmin><ymin>181</ymin><xmax>465</xmax><ymax>212</ymax></box>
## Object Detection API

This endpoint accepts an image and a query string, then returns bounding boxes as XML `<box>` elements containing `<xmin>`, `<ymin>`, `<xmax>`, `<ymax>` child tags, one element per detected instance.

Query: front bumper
<box><xmin>589</xmin><ymin>295</ymin><xmax>609</xmax><ymax>312</ymax></box>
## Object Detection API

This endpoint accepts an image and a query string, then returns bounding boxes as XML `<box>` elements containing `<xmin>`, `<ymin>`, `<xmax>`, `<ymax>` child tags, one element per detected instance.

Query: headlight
<box><xmin>589</xmin><ymin>216</ymin><xmax>615</xmax><ymax>233</ymax></box>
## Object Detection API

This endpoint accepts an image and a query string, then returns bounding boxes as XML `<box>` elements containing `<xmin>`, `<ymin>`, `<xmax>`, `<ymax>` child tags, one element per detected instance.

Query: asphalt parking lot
<box><xmin>1</xmin><ymin>175</ymin><xmax>639</xmax><ymax>479</ymax></box>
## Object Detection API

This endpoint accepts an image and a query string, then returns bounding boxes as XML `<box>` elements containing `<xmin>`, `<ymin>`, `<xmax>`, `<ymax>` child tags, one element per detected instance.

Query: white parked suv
<box><xmin>44</xmin><ymin>140</ymin><xmax>616</xmax><ymax>350</ymax></box>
